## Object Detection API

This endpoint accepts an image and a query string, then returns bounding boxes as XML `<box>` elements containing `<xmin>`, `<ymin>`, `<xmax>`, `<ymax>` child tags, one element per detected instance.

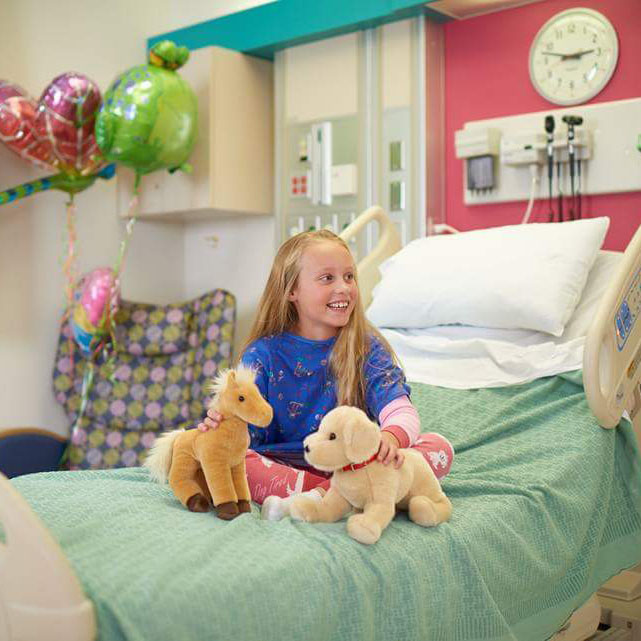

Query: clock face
<box><xmin>529</xmin><ymin>8</ymin><xmax>619</xmax><ymax>106</ymax></box>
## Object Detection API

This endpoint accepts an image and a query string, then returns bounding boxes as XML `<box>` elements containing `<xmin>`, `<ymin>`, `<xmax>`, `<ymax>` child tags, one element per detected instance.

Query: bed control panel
<box><xmin>585</xmin><ymin>221</ymin><xmax>641</xmax><ymax>430</ymax></box>
<box><xmin>615</xmin><ymin>266</ymin><xmax>641</xmax><ymax>352</ymax></box>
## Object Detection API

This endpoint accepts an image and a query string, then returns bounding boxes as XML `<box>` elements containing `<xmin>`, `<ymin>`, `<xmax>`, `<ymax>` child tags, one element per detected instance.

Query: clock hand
<box><xmin>541</xmin><ymin>48</ymin><xmax>596</xmax><ymax>60</ymax></box>
<box><xmin>563</xmin><ymin>48</ymin><xmax>596</xmax><ymax>60</ymax></box>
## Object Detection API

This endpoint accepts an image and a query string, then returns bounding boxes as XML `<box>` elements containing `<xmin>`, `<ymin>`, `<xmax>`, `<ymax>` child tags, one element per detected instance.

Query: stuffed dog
<box><xmin>290</xmin><ymin>406</ymin><xmax>452</xmax><ymax>544</ymax></box>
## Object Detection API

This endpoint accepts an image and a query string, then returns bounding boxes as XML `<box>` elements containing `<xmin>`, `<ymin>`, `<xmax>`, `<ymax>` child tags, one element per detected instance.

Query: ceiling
<box><xmin>425</xmin><ymin>0</ymin><xmax>546</xmax><ymax>20</ymax></box>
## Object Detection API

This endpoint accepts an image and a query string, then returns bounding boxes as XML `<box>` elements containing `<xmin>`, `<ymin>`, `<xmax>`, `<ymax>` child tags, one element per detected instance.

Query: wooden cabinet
<box><xmin>118</xmin><ymin>46</ymin><xmax>274</xmax><ymax>221</ymax></box>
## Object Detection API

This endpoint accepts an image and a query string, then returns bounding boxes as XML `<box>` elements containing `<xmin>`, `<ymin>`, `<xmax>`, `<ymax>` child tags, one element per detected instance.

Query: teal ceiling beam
<box><xmin>148</xmin><ymin>0</ymin><xmax>446</xmax><ymax>60</ymax></box>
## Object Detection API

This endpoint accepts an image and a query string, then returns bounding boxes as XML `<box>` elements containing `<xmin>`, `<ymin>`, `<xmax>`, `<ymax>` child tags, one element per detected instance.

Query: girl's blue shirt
<box><xmin>240</xmin><ymin>332</ymin><xmax>411</xmax><ymax>455</ymax></box>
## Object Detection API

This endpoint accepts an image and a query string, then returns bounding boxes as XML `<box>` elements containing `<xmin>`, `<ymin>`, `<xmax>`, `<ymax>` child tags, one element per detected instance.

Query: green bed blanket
<box><xmin>11</xmin><ymin>372</ymin><xmax>641</xmax><ymax>641</ymax></box>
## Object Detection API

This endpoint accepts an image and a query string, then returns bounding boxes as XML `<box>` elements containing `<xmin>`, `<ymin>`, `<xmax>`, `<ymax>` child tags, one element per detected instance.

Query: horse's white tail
<box><xmin>143</xmin><ymin>429</ymin><xmax>184</xmax><ymax>484</ymax></box>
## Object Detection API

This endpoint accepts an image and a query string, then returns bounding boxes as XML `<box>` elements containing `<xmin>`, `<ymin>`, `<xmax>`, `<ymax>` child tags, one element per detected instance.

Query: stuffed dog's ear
<box><xmin>343</xmin><ymin>412</ymin><xmax>381</xmax><ymax>463</ymax></box>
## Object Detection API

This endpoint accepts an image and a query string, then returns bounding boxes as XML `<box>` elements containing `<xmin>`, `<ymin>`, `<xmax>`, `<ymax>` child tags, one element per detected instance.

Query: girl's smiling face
<box><xmin>289</xmin><ymin>241</ymin><xmax>358</xmax><ymax>341</ymax></box>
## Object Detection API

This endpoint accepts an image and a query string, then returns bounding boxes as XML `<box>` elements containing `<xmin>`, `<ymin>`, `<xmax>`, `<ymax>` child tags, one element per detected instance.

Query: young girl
<box><xmin>198</xmin><ymin>229</ymin><xmax>453</xmax><ymax>520</ymax></box>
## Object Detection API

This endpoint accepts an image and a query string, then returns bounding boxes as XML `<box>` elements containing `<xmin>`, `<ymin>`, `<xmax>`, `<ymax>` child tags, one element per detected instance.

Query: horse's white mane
<box><xmin>208</xmin><ymin>365</ymin><xmax>257</xmax><ymax>403</ymax></box>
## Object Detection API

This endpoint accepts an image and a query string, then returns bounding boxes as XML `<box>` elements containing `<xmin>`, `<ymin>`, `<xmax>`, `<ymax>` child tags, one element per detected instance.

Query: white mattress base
<box><xmin>551</xmin><ymin>595</ymin><xmax>601</xmax><ymax>641</ymax></box>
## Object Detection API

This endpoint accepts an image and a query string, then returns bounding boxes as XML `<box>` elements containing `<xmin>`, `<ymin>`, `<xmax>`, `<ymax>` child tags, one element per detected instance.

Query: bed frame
<box><xmin>582</xmin><ymin>214</ymin><xmax>641</xmax><ymax>606</ymax></box>
<box><xmin>0</xmin><ymin>206</ymin><xmax>639</xmax><ymax>641</ymax></box>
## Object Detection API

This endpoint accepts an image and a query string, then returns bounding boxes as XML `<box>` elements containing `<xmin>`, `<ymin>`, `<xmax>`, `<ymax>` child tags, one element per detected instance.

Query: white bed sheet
<box><xmin>379</xmin><ymin>251</ymin><xmax>622</xmax><ymax>389</ymax></box>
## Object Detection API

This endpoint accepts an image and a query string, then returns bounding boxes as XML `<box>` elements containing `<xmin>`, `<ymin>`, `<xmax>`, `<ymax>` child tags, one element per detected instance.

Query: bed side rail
<box><xmin>339</xmin><ymin>206</ymin><xmax>402</xmax><ymax>309</ymax></box>
<box><xmin>0</xmin><ymin>472</ymin><xmax>95</xmax><ymax>641</ymax></box>
<box><xmin>583</xmin><ymin>222</ymin><xmax>641</xmax><ymax>438</ymax></box>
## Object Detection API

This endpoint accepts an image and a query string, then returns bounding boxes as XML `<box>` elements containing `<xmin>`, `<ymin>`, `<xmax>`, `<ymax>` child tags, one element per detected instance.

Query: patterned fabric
<box><xmin>241</xmin><ymin>332</ymin><xmax>411</xmax><ymax>459</ymax></box>
<box><xmin>52</xmin><ymin>289</ymin><xmax>235</xmax><ymax>470</ymax></box>
<box><xmin>413</xmin><ymin>432</ymin><xmax>454</xmax><ymax>479</ymax></box>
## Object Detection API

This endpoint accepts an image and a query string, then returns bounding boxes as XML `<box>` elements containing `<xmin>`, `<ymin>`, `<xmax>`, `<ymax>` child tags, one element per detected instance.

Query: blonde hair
<box><xmin>240</xmin><ymin>229</ymin><xmax>398</xmax><ymax>411</ymax></box>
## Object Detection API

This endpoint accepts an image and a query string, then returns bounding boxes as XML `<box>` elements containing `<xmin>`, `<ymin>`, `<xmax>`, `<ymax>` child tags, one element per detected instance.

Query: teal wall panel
<box><xmin>148</xmin><ymin>0</ymin><xmax>446</xmax><ymax>59</ymax></box>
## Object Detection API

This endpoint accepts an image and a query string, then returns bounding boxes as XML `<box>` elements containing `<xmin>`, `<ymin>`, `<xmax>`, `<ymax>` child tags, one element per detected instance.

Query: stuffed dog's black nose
<box><xmin>304</xmin><ymin>445</ymin><xmax>310</xmax><ymax>453</ymax></box>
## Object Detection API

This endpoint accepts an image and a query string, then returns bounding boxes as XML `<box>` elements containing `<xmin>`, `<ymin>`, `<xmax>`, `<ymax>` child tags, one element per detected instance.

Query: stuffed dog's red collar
<box><xmin>341</xmin><ymin>447</ymin><xmax>381</xmax><ymax>472</ymax></box>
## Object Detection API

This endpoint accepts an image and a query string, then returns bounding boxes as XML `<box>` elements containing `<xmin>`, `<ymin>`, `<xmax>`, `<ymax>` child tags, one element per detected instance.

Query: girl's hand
<box><xmin>378</xmin><ymin>431</ymin><xmax>404</xmax><ymax>469</ymax></box>
<box><xmin>197</xmin><ymin>408</ymin><xmax>222</xmax><ymax>432</ymax></box>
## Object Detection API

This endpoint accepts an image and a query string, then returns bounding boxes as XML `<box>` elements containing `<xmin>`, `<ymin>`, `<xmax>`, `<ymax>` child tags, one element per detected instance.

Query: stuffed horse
<box><xmin>145</xmin><ymin>365</ymin><xmax>272</xmax><ymax>520</ymax></box>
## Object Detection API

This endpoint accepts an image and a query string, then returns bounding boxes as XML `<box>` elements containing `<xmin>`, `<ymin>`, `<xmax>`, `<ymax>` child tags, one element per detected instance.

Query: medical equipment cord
<box><xmin>521</xmin><ymin>164</ymin><xmax>540</xmax><ymax>225</ymax></box>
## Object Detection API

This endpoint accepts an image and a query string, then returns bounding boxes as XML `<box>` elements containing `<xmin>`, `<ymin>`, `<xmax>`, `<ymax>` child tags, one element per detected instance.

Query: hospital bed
<box><xmin>1</xmin><ymin>207</ymin><xmax>640</xmax><ymax>641</ymax></box>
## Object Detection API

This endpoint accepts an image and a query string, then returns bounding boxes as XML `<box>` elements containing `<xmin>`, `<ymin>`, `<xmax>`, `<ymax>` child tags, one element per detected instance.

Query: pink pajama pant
<box><xmin>246</xmin><ymin>432</ymin><xmax>454</xmax><ymax>505</ymax></box>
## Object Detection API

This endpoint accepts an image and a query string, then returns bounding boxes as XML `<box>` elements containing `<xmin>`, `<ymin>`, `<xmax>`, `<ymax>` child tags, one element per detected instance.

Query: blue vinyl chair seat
<box><xmin>0</xmin><ymin>429</ymin><xmax>67</xmax><ymax>479</ymax></box>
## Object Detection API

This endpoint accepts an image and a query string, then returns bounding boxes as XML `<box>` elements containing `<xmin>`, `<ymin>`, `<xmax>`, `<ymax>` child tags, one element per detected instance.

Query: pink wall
<box><xmin>443</xmin><ymin>0</ymin><xmax>641</xmax><ymax>250</ymax></box>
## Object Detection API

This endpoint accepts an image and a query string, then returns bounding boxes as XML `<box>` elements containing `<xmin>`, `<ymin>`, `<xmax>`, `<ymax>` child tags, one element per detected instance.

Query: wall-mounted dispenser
<box><xmin>454</xmin><ymin>128</ymin><xmax>501</xmax><ymax>195</ymax></box>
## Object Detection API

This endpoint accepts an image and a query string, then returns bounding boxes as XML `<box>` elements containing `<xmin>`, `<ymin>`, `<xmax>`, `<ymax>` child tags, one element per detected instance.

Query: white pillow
<box><xmin>366</xmin><ymin>217</ymin><xmax>610</xmax><ymax>336</ymax></box>
<box><xmin>562</xmin><ymin>250</ymin><xmax>622</xmax><ymax>340</ymax></box>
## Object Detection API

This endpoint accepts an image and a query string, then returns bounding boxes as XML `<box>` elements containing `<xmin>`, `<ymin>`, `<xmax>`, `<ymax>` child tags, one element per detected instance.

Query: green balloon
<box><xmin>95</xmin><ymin>41</ymin><xmax>197</xmax><ymax>178</ymax></box>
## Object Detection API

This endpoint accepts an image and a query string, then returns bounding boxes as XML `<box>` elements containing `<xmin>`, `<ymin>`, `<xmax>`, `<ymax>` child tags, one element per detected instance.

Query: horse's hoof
<box><xmin>187</xmin><ymin>493</ymin><xmax>211</xmax><ymax>513</ymax></box>
<box><xmin>237</xmin><ymin>500</ymin><xmax>251</xmax><ymax>514</ymax></box>
<box><xmin>215</xmin><ymin>501</ymin><xmax>240</xmax><ymax>520</ymax></box>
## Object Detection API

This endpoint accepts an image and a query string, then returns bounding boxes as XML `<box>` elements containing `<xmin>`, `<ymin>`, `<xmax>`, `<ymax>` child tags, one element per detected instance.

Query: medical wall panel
<box><xmin>276</xmin><ymin>18</ymin><xmax>426</xmax><ymax>253</ymax></box>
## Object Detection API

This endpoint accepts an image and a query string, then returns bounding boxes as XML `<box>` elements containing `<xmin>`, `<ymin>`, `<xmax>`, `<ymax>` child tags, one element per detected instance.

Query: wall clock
<box><xmin>529</xmin><ymin>8</ymin><xmax>619</xmax><ymax>106</ymax></box>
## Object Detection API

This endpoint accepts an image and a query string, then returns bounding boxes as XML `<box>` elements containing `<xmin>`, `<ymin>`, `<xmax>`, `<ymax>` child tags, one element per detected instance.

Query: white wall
<box><xmin>183</xmin><ymin>217</ymin><xmax>275</xmax><ymax>358</ymax></box>
<box><xmin>0</xmin><ymin>0</ymin><xmax>274</xmax><ymax>436</ymax></box>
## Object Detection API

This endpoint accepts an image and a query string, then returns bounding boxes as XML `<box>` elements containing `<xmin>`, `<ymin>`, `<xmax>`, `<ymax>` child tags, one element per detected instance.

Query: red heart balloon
<box><xmin>0</xmin><ymin>81</ymin><xmax>55</xmax><ymax>170</ymax></box>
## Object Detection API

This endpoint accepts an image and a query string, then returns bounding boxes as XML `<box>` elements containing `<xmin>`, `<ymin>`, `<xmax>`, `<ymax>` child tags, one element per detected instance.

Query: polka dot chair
<box><xmin>52</xmin><ymin>289</ymin><xmax>236</xmax><ymax>470</ymax></box>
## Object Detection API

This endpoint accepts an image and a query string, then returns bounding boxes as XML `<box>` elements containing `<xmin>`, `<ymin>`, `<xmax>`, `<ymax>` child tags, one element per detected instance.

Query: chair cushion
<box><xmin>0</xmin><ymin>429</ymin><xmax>67</xmax><ymax>478</ymax></box>
<box><xmin>52</xmin><ymin>289</ymin><xmax>236</xmax><ymax>470</ymax></box>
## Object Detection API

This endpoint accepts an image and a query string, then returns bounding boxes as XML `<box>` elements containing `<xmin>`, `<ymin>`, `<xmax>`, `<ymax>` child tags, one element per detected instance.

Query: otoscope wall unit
<box><xmin>499</xmin><ymin>129</ymin><xmax>592</xmax><ymax>167</ymax></box>
<box><xmin>455</xmin><ymin>97</ymin><xmax>641</xmax><ymax>206</ymax></box>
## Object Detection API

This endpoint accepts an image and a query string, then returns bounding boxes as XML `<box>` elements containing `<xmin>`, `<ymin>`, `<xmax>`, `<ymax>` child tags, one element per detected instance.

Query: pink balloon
<box><xmin>80</xmin><ymin>267</ymin><xmax>120</xmax><ymax>328</ymax></box>
<box><xmin>34</xmin><ymin>72</ymin><xmax>103</xmax><ymax>175</ymax></box>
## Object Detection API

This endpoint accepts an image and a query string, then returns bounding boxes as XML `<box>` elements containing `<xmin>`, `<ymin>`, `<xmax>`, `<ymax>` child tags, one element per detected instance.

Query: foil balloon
<box><xmin>34</xmin><ymin>72</ymin><xmax>104</xmax><ymax>176</ymax></box>
<box><xmin>0</xmin><ymin>81</ymin><xmax>55</xmax><ymax>169</ymax></box>
<box><xmin>95</xmin><ymin>40</ymin><xmax>197</xmax><ymax>183</ymax></box>
<box><xmin>66</xmin><ymin>267</ymin><xmax>121</xmax><ymax>458</ymax></box>
<box><xmin>0</xmin><ymin>73</ymin><xmax>115</xmax><ymax>205</ymax></box>
<box><xmin>71</xmin><ymin>268</ymin><xmax>120</xmax><ymax>357</ymax></box>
